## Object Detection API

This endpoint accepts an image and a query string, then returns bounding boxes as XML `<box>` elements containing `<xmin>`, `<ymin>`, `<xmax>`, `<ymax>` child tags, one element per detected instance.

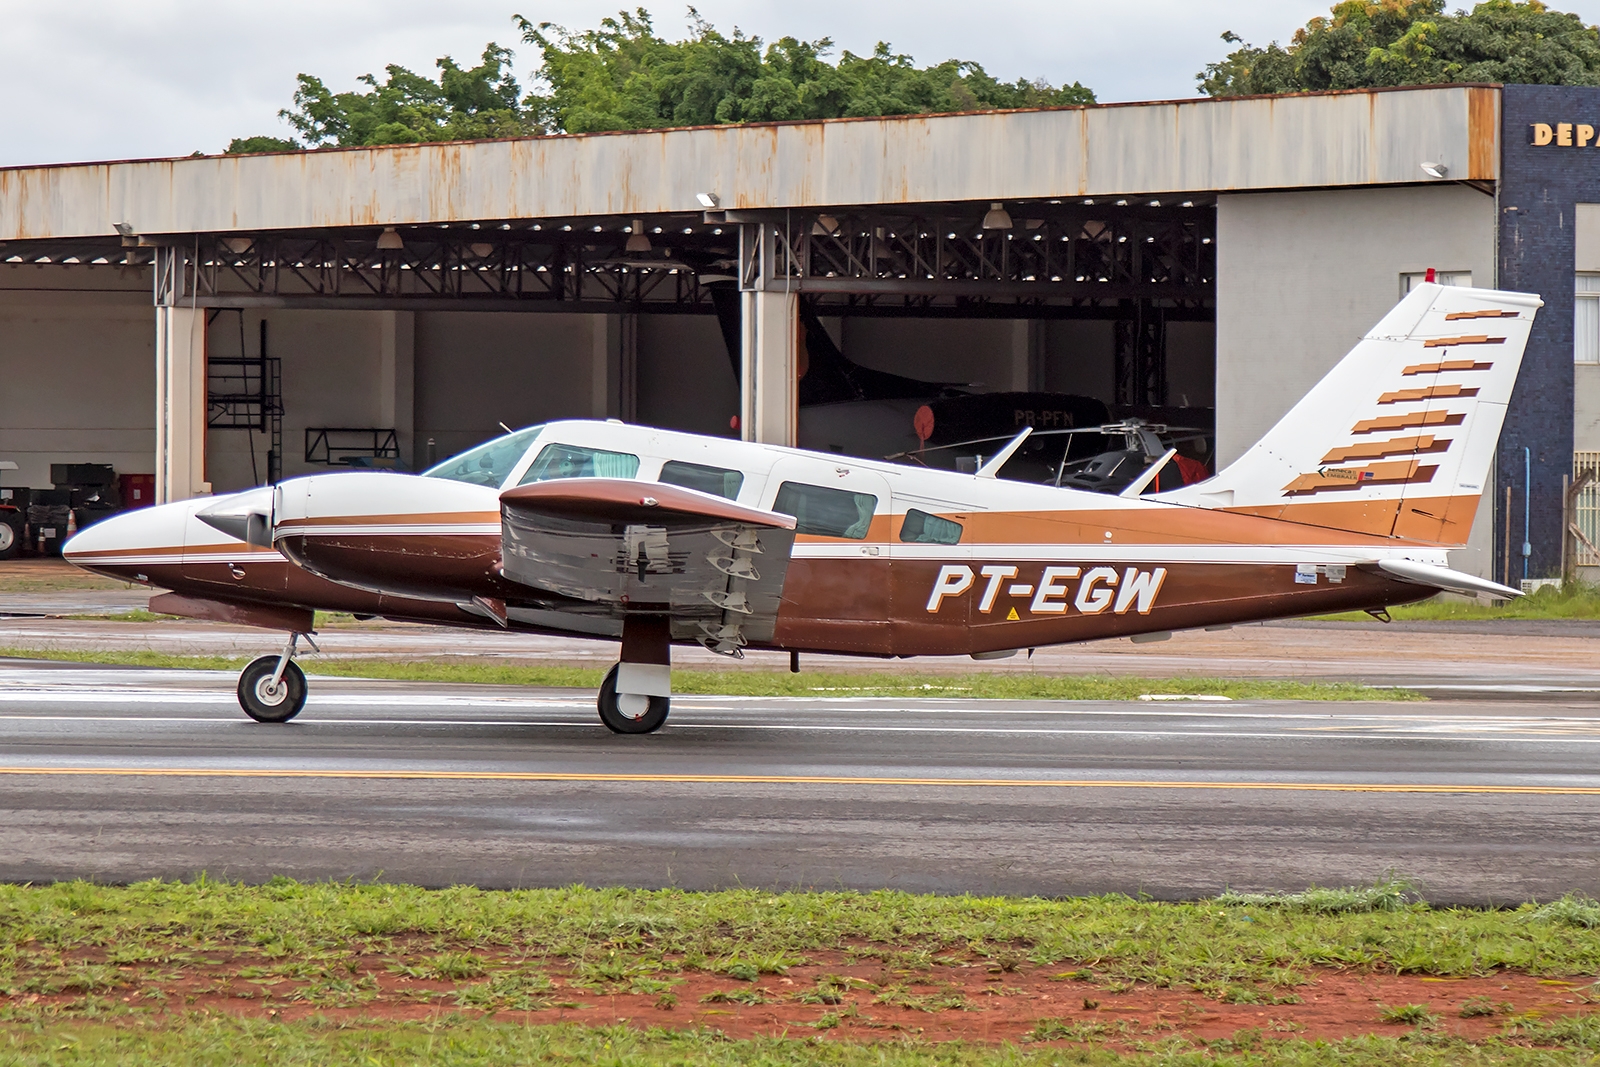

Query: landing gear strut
<box><xmin>599</xmin><ymin>616</ymin><xmax>671</xmax><ymax>734</ymax></box>
<box><xmin>237</xmin><ymin>632</ymin><xmax>315</xmax><ymax>723</ymax></box>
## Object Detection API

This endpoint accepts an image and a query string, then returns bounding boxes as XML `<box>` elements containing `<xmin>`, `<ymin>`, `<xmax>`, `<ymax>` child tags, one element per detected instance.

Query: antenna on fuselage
<box><xmin>499</xmin><ymin>422</ymin><xmax>514</xmax><ymax>434</ymax></box>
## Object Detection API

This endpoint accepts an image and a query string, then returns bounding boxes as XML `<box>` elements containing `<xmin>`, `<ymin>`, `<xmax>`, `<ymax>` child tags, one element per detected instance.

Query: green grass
<box><xmin>2</xmin><ymin>882</ymin><xmax>1600</xmax><ymax>1060</ymax></box>
<box><xmin>1377</xmin><ymin>1002</ymin><xmax>1438</xmax><ymax>1026</ymax></box>
<box><xmin>0</xmin><ymin>648</ymin><xmax>1420</xmax><ymax>701</ymax></box>
<box><xmin>60</xmin><ymin>609</ymin><xmax>176</xmax><ymax>623</ymax></box>
<box><xmin>2</xmin><ymin>880</ymin><xmax>1599</xmax><ymax>992</ymax></box>
<box><xmin>1319</xmin><ymin>583</ymin><xmax>1600</xmax><ymax>622</ymax></box>
<box><xmin>1</xmin><ymin>1016</ymin><xmax>1597</xmax><ymax>1066</ymax></box>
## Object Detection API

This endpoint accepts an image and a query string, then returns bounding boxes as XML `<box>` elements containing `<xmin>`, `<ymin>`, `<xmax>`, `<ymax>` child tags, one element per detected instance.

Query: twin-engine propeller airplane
<box><xmin>65</xmin><ymin>282</ymin><xmax>1537</xmax><ymax>733</ymax></box>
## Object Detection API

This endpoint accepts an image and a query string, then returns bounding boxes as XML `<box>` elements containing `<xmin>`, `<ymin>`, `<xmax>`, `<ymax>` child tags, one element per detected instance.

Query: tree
<box><xmin>227</xmin><ymin>44</ymin><xmax>539</xmax><ymax>152</ymax></box>
<box><xmin>1198</xmin><ymin>0</ymin><xmax>1600</xmax><ymax>97</ymax></box>
<box><xmin>226</xmin><ymin>135</ymin><xmax>302</xmax><ymax>154</ymax></box>
<box><xmin>516</xmin><ymin>8</ymin><xmax>1094</xmax><ymax>134</ymax></box>
<box><xmin>228</xmin><ymin>8</ymin><xmax>1094</xmax><ymax>151</ymax></box>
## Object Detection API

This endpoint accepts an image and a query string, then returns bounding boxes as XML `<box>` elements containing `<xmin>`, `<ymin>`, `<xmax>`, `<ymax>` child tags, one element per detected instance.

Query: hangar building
<box><xmin>0</xmin><ymin>82</ymin><xmax>1595</xmax><ymax>583</ymax></box>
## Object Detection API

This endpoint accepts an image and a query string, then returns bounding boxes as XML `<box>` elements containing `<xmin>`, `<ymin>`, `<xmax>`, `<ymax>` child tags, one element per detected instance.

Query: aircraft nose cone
<box><xmin>61</xmin><ymin>500</ymin><xmax>193</xmax><ymax>569</ymax></box>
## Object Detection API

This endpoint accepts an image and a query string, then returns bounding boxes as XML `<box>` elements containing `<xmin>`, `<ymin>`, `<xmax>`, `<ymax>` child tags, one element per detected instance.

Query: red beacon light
<box><xmin>1425</xmin><ymin>267</ymin><xmax>1436</xmax><ymax>283</ymax></box>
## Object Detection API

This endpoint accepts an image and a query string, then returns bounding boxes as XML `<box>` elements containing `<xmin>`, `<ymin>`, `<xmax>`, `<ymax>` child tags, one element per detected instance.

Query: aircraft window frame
<box><xmin>518</xmin><ymin>442</ymin><xmax>641</xmax><ymax>485</ymax></box>
<box><xmin>772</xmin><ymin>481</ymin><xmax>879</xmax><ymax>540</ymax></box>
<box><xmin>658</xmin><ymin>460</ymin><xmax>744</xmax><ymax>500</ymax></box>
<box><xmin>899</xmin><ymin>508</ymin><xmax>963</xmax><ymax>545</ymax></box>
<box><xmin>420</xmin><ymin>426</ymin><xmax>545</xmax><ymax>489</ymax></box>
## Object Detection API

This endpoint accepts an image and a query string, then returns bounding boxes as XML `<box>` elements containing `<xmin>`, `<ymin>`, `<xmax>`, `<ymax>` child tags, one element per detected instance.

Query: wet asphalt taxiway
<box><xmin>1</xmin><ymin>659</ymin><xmax>1598</xmax><ymax>903</ymax></box>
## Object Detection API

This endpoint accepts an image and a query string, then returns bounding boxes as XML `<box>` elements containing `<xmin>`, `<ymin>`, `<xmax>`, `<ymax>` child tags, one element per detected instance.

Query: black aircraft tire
<box><xmin>597</xmin><ymin>664</ymin><xmax>670</xmax><ymax>734</ymax></box>
<box><xmin>237</xmin><ymin>656</ymin><xmax>308</xmax><ymax>723</ymax></box>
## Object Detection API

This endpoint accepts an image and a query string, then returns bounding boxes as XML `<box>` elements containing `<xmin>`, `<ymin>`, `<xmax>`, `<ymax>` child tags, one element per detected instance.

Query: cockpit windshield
<box><xmin>421</xmin><ymin>426</ymin><xmax>544</xmax><ymax>488</ymax></box>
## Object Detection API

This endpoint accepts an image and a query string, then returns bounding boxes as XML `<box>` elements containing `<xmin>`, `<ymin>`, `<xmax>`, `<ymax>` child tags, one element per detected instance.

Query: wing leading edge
<box><xmin>498</xmin><ymin>479</ymin><xmax>798</xmax><ymax>656</ymax></box>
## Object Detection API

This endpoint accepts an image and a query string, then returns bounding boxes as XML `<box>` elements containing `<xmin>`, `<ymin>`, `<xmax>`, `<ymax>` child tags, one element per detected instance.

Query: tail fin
<box><xmin>1157</xmin><ymin>282</ymin><xmax>1541</xmax><ymax>543</ymax></box>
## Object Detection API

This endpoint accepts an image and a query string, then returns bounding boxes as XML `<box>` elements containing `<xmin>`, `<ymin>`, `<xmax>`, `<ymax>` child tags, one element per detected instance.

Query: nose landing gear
<box><xmin>237</xmin><ymin>632</ymin><xmax>315</xmax><ymax>723</ymax></box>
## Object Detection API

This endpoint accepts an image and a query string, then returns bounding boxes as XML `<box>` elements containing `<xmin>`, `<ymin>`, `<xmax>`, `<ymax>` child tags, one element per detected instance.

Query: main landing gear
<box><xmin>599</xmin><ymin>616</ymin><xmax>672</xmax><ymax>734</ymax></box>
<box><xmin>237</xmin><ymin>632</ymin><xmax>316</xmax><ymax>723</ymax></box>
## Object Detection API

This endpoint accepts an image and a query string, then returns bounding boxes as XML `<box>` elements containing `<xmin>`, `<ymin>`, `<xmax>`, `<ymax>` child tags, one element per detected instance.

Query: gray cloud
<box><xmin>4</xmin><ymin>0</ymin><xmax>1599</xmax><ymax>167</ymax></box>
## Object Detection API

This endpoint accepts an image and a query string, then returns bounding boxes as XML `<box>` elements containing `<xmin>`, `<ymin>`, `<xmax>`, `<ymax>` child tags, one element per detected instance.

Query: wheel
<box><xmin>0</xmin><ymin>513</ymin><xmax>19</xmax><ymax>560</ymax></box>
<box><xmin>237</xmin><ymin>655</ymin><xmax>307</xmax><ymax>723</ymax></box>
<box><xmin>597</xmin><ymin>663</ymin><xmax>670</xmax><ymax>734</ymax></box>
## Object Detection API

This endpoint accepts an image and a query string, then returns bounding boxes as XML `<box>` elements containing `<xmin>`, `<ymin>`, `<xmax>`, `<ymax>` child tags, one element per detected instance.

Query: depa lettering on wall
<box><xmin>1529</xmin><ymin>122</ymin><xmax>1600</xmax><ymax>147</ymax></box>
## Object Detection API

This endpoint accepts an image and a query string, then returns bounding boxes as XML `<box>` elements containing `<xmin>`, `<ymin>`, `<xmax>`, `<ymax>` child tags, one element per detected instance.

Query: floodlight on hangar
<box><xmin>1420</xmin><ymin>161</ymin><xmax>1449</xmax><ymax>178</ymax></box>
<box><xmin>695</xmin><ymin>192</ymin><xmax>720</xmax><ymax>208</ymax></box>
<box><xmin>981</xmin><ymin>202</ymin><xmax>1013</xmax><ymax>230</ymax></box>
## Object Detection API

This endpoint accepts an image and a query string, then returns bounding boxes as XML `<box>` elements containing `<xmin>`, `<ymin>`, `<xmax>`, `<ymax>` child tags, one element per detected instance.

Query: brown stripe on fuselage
<box><xmin>943</xmin><ymin>504</ymin><xmax>1440</xmax><ymax>549</ymax></box>
<box><xmin>1320</xmin><ymin>435</ymin><xmax>1449</xmax><ymax>463</ymax></box>
<box><xmin>1444</xmin><ymin>310</ymin><xmax>1519</xmax><ymax>320</ymax></box>
<box><xmin>1421</xmin><ymin>335</ymin><xmax>1506</xmax><ymax>348</ymax></box>
<box><xmin>1377</xmin><ymin>385</ymin><xmax>1478</xmax><ymax>404</ymax></box>
<box><xmin>1352</xmin><ymin>410</ymin><xmax>1465</xmax><ymax>434</ymax></box>
<box><xmin>1222</xmin><ymin>493</ymin><xmax>1481</xmax><ymax>544</ymax></box>
<box><xmin>273</xmin><ymin>511</ymin><xmax>501</xmax><ymax>528</ymax></box>
<box><xmin>66</xmin><ymin>542</ymin><xmax>281</xmax><ymax>560</ymax></box>
<box><xmin>1402</xmin><ymin>359</ymin><xmax>1494</xmax><ymax>376</ymax></box>
<box><xmin>793</xmin><ymin>514</ymin><xmax>896</xmax><ymax>545</ymax></box>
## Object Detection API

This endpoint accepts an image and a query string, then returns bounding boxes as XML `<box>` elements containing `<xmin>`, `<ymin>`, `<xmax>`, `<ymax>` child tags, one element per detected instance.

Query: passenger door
<box><xmin>763</xmin><ymin>458</ymin><xmax>893</xmax><ymax>654</ymax></box>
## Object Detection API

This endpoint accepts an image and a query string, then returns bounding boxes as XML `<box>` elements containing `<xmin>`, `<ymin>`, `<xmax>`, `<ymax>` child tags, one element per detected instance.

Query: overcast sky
<box><xmin>6</xmin><ymin>0</ymin><xmax>1600</xmax><ymax>168</ymax></box>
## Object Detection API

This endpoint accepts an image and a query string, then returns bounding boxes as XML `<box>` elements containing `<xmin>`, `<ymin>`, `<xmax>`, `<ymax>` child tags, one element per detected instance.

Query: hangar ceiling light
<box><xmin>376</xmin><ymin>227</ymin><xmax>403</xmax><ymax>250</ymax></box>
<box><xmin>626</xmin><ymin>219</ymin><xmax>652</xmax><ymax>253</ymax></box>
<box><xmin>981</xmin><ymin>202</ymin><xmax>1013</xmax><ymax>229</ymax></box>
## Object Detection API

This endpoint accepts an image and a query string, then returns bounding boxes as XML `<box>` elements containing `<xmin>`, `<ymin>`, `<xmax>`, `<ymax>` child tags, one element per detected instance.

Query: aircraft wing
<box><xmin>499</xmin><ymin>479</ymin><xmax>797</xmax><ymax>655</ymax></box>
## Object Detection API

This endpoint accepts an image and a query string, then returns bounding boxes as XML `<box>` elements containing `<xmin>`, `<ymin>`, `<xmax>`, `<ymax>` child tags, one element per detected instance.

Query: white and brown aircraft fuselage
<box><xmin>64</xmin><ymin>282</ymin><xmax>1538</xmax><ymax>732</ymax></box>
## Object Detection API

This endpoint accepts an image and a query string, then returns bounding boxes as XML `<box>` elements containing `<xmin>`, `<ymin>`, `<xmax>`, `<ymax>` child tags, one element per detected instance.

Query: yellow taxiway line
<box><xmin>0</xmin><ymin>766</ymin><xmax>1597</xmax><ymax>795</ymax></box>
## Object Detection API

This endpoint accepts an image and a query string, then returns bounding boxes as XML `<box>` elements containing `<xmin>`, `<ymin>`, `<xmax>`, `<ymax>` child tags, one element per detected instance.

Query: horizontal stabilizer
<box><xmin>1373</xmin><ymin>558</ymin><xmax>1522</xmax><ymax>600</ymax></box>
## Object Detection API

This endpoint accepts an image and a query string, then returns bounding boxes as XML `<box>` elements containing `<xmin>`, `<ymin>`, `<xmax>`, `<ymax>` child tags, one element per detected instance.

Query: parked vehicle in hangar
<box><xmin>65</xmin><ymin>283</ymin><xmax>1536</xmax><ymax>733</ymax></box>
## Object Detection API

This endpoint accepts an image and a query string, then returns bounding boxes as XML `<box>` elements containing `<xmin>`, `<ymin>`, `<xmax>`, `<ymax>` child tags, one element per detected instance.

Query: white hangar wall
<box><xmin>1215</xmin><ymin>183</ymin><xmax>1499</xmax><ymax>576</ymax></box>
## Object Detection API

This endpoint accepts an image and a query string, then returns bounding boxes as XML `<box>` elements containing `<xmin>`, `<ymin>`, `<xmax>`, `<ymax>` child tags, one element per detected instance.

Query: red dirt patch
<box><xmin>6</xmin><ymin>950</ymin><xmax>1594</xmax><ymax>1045</ymax></box>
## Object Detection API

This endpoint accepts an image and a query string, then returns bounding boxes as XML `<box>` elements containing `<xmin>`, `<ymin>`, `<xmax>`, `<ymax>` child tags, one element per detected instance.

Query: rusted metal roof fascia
<box><xmin>0</xmin><ymin>86</ymin><xmax>1496</xmax><ymax>241</ymax></box>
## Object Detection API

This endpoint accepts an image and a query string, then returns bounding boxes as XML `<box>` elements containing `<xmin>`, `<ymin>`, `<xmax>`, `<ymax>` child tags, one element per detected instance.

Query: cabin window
<box><xmin>773</xmin><ymin>481</ymin><xmax>878</xmax><ymax>539</ymax></box>
<box><xmin>659</xmin><ymin>460</ymin><xmax>744</xmax><ymax>500</ymax></box>
<box><xmin>422</xmin><ymin>425</ymin><xmax>543</xmax><ymax>488</ymax></box>
<box><xmin>519</xmin><ymin>443</ymin><xmax>640</xmax><ymax>483</ymax></box>
<box><xmin>900</xmin><ymin>508</ymin><xmax>963</xmax><ymax>545</ymax></box>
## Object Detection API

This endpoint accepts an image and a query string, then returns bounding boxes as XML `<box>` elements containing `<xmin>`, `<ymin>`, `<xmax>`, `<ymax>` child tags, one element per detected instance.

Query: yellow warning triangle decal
<box><xmin>1006</xmin><ymin>607</ymin><xmax>1020</xmax><ymax>620</ymax></box>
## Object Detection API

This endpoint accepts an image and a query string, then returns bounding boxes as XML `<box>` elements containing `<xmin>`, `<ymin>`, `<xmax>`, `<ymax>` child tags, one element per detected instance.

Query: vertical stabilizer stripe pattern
<box><xmin>1152</xmin><ymin>282</ymin><xmax>1541</xmax><ymax>545</ymax></box>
